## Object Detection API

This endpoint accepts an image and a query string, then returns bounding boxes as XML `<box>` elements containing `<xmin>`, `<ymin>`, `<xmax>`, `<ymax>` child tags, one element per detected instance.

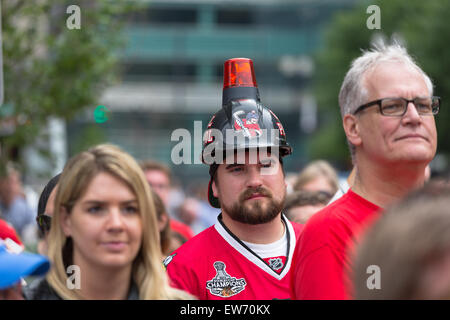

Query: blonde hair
<box><xmin>293</xmin><ymin>160</ymin><xmax>339</xmax><ymax>195</ymax></box>
<box><xmin>46</xmin><ymin>144</ymin><xmax>192</xmax><ymax>300</ymax></box>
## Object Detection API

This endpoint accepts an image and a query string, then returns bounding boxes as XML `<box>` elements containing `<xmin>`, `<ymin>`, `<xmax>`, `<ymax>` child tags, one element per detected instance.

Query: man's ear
<box><xmin>59</xmin><ymin>206</ymin><xmax>72</xmax><ymax>237</ymax></box>
<box><xmin>212</xmin><ymin>178</ymin><xmax>219</xmax><ymax>198</ymax></box>
<box><xmin>343</xmin><ymin>114</ymin><xmax>362</xmax><ymax>147</ymax></box>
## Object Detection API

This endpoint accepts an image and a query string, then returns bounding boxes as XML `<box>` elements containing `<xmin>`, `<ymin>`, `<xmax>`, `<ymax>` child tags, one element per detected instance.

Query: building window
<box><xmin>216</xmin><ymin>9</ymin><xmax>252</xmax><ymax>25</ymax></box>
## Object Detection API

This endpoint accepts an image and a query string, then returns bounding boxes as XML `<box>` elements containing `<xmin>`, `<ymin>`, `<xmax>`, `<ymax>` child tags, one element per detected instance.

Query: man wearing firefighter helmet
<box><xmin>165</xmin><ymin>58</ymin><xmax>303</xmax><ymax>300</ymax></box>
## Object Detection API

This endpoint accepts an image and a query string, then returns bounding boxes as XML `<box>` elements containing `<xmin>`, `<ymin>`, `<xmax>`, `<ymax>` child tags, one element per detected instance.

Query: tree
<box><xmin>310</xmin><ymin>0</ymin><xmax>450</xmax><ymax>170</ymax></box>
<box><xmin>0</xmin><ymin>0</ymin><xmax>139</xmax><ymax>175</ymax></box>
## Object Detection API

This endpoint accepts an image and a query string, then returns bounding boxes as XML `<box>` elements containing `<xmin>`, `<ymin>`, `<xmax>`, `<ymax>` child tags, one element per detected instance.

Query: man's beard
<box><xmin>222</xmin><ymin>186</ymin><xmax>285</xmax><ymax>225</ymax></box>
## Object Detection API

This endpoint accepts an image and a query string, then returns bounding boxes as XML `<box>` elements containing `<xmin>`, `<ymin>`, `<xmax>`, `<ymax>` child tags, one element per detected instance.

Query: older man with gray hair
<box><xmin>291</xmin><ymin>40</ymin><xmax>439</xmax><ymax>299</ymax></box>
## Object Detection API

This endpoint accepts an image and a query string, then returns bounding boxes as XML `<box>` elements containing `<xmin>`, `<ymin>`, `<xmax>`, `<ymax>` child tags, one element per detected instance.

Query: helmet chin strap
<box><xmin>209</xmin><ymin>163</ymin><xmax>219</xmax><ymax>180</ymax></box>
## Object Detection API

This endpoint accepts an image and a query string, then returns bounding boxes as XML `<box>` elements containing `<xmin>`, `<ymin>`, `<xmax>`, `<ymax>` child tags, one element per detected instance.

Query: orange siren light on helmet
<box><xmin>222</xmin><ymin>58</ymin><xmax>260</xmax><ymax>106</ymax></box>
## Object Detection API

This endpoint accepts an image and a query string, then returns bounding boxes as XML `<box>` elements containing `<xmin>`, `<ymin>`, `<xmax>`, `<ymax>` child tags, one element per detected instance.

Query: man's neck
<box><xmin>220</xmin><ymin>212</ymin><xmax>285</xmax><ymax>244</ymax></box>
<box><xmin>352</xmin><ymin>159</ymin><xmax>427</xmax><ymax>208</ymax></box>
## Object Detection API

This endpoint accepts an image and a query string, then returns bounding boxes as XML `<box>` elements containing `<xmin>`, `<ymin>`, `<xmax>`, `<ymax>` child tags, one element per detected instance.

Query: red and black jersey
<box><xmin>165</xmin><ymin>214</ymin><xmax>303</xmax><ymax>300</ymax></box>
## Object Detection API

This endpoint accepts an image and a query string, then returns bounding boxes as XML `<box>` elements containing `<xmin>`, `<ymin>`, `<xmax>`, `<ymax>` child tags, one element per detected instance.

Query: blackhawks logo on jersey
<box><xmin>206</xmin><ymin>261</ymin><xmax>246</xmax><ymax>298</ymax></box>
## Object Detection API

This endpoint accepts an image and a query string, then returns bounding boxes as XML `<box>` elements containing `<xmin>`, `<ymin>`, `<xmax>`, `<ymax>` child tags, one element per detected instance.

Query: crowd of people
<box><xmin>1</xmin><ymin>40</ymin><xmax>450</xmax><ymax>300</ymax></box>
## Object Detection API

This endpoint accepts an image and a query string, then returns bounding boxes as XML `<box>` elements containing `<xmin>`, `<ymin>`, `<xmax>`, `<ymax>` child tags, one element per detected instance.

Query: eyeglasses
<box><xmin>353</xmin><ymin>96</ymin><xmax>440</xmax><ymax>116</ymax></box>
<box><xmin>36</xmin><ymin>214</ymin><xmax>52</xmax><ymax>233</ymax></box>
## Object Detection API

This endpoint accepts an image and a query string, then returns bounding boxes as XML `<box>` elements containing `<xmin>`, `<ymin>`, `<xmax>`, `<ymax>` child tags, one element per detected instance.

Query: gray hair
<box><xmin>338</xmin><ymin>39</ymin><xmax>434</xmax><ymax>160</ymax></box>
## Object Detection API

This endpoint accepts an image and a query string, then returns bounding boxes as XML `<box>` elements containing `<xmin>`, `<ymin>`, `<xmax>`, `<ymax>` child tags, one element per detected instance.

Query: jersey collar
<box><xmin>214</xmin><ymin>213</ymin><xmax>296</xmax><ymax>280</ymax></box>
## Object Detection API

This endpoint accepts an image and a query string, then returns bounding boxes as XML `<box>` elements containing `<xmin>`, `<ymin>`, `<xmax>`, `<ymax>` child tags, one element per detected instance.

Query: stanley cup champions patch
<box><xmin>206</xmin><ymin>261</ymin><xmax>247</xmax><ymax>298</ymax></box>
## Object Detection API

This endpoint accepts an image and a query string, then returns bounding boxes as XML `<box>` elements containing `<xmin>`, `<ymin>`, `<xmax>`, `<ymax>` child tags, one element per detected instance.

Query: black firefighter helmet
<box><xmin>202</xmin><ymin>58</ymin><xmax>292</xmax><ymax>208</ymax></box>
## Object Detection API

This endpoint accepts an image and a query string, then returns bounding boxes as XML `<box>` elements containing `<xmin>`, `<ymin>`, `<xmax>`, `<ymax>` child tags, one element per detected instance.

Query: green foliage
<box><xmin>71</xmin><ymin>124</ymin><xmax>108</xmax><ymax>155</ymax></box>
<box><xmin>311</xmin><ymin>0</ymin><xmax>450</xmax><ymax>165</ymax></box>
<box><xmin>0</xmin><ymin>0</ymin><xmax>139</xmax><ymax>171</ymax></box>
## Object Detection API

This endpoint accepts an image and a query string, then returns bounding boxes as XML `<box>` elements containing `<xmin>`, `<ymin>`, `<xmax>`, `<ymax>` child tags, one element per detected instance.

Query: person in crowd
<box><xmin>328</xmin><ymin>167</ymin><xmax>356</xmax><ymax>204</ymax></box>
<box><xmin>0</xmin><ymin>164</ymin><xmax>35</xmax><ymax>238</ymax></box>
<box><xmin>177</xmin><ymin>197</ymin><xmax>201</xmax><ymax>232</ymax></box>
<box><xmin>150</xmin><ymin>188</ymin><xmax>173</xmax><ymax>257</ymax></box>
<box><xmin>166</xmin><ymin>231</ymin><xmax>189</xmax><ymax>254</ymax></box>
<box><xmin>284</xmin><ymin>190</ymin><xmax>331</xmax><ymax>224</ymax></box>
<box><xmin>353</xmin><ymin>182</ymin><xmax>450</xmax><ymax>299</ymax></box>
<box><xmin>165</xmin><ymin>58</ymin><xmax>303</xmax><ymax>299</ymax></box>
<box><xmin>24</xmin><ymin>144</ymin><xmax>192</xmax><ymax>300</ymax></box>
<box><xmin>284</xmin><ymin>172</ymin><xmax>300</xmax><ymax>195</ymax></box>
<box><xmin>293</xmin><ymin>160</ymin><xmax>339</xmax><ymax>197</ymax></box>
<box><xmin>178</xmin><ymin>182</ymin><xmax>221</xmax><ymax>235</ymax></box>
<box><xmin>141</xmin><ymin>160</ymin><xmax>194</xmax><ymax>241</ymax></box>
<box><xmin>141</xmin><ymin>161</ymin><xmax>172</xmax><ymax>206</ymax></box>
<box><xmin>35</xmin><ymin>174</ymin><xmax>60</xmax><ymax>255</ymax></box>
<box><xmin>0</xmin><ymin>218</ymin><xmax>22</xmax><ymax>247</ymax></box>
<box><xmin>177</xmin><ymin>194</ymin><xmax>220</xmax><ymax>235</ymax></box>
<box><xmin>0</xmin><ymin>239</ymin><xmax>50</xmax><ymax>300</ymax></box>
<box><xmin>291</xmin><ymin>40</ymin><xmax>439</xmax><ymax>299</ymax></box>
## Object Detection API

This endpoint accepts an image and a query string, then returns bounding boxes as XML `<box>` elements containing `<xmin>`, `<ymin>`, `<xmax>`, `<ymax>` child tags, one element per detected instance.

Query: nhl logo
<box><xmin>268</xmin><ymin>258</ymin><xmax>284</xmax><ymax>271</ymax></box>
<box><xmin>206</xmin><ymin>261</ymin><xmax>246</xmax><ymax>298</ymax></box>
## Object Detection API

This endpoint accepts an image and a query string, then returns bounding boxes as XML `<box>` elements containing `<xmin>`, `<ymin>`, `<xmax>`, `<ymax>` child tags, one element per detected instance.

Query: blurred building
<box><xmin>67</xmin><ymin>0</ymin><xmax>355</xmax><ymax>184</ymax></box>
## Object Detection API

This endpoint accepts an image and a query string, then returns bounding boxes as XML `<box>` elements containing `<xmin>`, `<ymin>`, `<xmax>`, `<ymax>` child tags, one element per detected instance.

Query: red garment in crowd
<box><xmin>166</xmin><ymin>214</ymin><xmax>303</xmax><ymax>300</ymax></box>
<box><xmin>170</xmin><ymin>219</ymin><xmax>194</xmax><ymax>240</ymax></box>
<box><xmin>291</xmin><ymin>189</ymin><xmax>381</xmax><ymax>300</ymax></box>
<box><xmin>0</xmin><ymin>218</ymin><xmax>23</xmax><ymax>246</ymax></box>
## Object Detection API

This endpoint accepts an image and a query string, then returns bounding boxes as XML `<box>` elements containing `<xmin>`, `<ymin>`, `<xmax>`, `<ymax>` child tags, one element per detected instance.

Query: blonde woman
<box><xmin>24</xmin><ymin>144</ymin><xmax>192</xmax><ymax>300</ymax></box>
<box><xmin>293</xmin><ymin>160</ymin><xmax>339</xmax><ymax>196</ymax></box>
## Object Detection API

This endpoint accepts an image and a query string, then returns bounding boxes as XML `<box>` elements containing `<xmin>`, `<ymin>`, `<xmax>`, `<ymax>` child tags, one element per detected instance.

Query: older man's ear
<box><xmin>343</xmin><ymin>114</ymin><xmax>362</xmax><ymax>147</ymax></box>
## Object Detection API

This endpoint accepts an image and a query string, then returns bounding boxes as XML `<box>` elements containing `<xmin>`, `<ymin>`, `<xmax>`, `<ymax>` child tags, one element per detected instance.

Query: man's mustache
<box><xmin>239</xmin><ymin>186</ymin><xmax>273</xmax><ymax>202</ymax></box>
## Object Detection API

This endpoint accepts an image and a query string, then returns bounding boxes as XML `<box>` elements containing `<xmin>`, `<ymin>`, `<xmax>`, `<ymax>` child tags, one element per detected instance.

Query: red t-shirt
<box><xmin>0</xmin><ymin>218</ymin><xmax>23</xmax><ymax>246</ymax></box>
<box><xmin>165</xmin><ymin>214</ymin><xmax>303</xmax><ymax>300</ymax></box>
<box><xmin>291</xmin><ymin>189</ymin><xmax>381</xmax><ymax>300</ymax></box>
